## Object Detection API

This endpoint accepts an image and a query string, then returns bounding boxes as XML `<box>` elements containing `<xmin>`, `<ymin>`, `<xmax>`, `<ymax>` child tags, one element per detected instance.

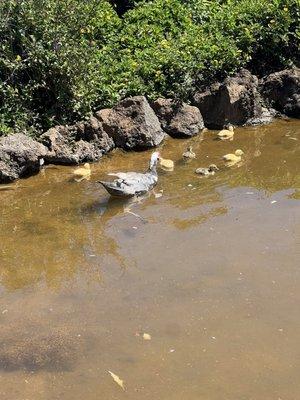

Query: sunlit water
<box><xmin>0</xmin><ymin>120</ymin><xmax>299</xmax><ymax>400</ymax></box>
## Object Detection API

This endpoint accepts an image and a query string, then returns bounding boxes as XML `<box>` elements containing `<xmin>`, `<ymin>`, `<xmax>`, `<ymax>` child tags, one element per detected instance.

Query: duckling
<box><xmin>159</xmin><ymin>157</ymin><xmax>174</xmax><ymax>171</ymax></box>
<box><xmin>195</xmin><ymin>164</ymin><xmax>219</xmax><ymax>176</ymax></box>
<box><xmin>73</xmin><ymin>163</ymin><xmax>91</xmax><ymax>181</ymax></box>
<box><xmin>217</xmin><ymin>125</ymin><xmax>234</xmax><ymax>140</ymax></box>
<box><xmin>222</xmin><ymin>149</ymin><xmax>244</xmax><ymax>165</ymax></box>
<box><xmin>182</xmin><ymin>146</ymin><xmax>196</xmax><ymax>160</ymax></box>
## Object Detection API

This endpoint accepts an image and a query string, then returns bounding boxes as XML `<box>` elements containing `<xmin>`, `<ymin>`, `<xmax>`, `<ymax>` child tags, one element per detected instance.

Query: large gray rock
<box><xmin>259</xmin><ymin>68</ymin><xmax>300</xmax><ymax>118</ymax></box>
<box><xmin>193</xmin><ymin>69</ymin><xmax>273</xmax><ymax>128</ymax></box>
<box><xmin>96</xmin><ymin>96</ymin><xmax>165</xmax><ymax>150</ymax></box>
<box><xmin>41</xmin><ymin>117</ymin><xmax>114</xmax><ymax>164</ymax></box>
<box><xmin>0</xmin><ymin>133</ymin><xmax>47</xmax><ymax>183</ymax></box>
<box><xmin>151</xmin><ymin>98</ymin><xmax>204</xmax><ymax>138</ymax></box>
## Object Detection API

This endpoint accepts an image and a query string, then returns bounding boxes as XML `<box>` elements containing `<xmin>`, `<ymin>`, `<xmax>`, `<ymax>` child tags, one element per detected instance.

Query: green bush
<box><xmin>0</xmin><ymin>0</ymin><xmax>120</xmax><ymax>134</ymax></box>
<box><xmin>0</xmin><ymin>0</ymin><xmax>299</xmax><ymax>136</ymax></box>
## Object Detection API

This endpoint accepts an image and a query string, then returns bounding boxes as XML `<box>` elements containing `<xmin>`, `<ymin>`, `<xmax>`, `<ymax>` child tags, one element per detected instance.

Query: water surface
<box><xmin>0</xmin><ymin>120</ymin><xmax>299</xmax><ymax>400</ymax></box>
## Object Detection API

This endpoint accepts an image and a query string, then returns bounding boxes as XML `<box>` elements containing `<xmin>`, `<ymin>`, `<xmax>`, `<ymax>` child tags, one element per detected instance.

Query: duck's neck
<box><xmin>148</xmin><ymin>163</ymin><xmax>157</xmax><ymax>175</ymax></box>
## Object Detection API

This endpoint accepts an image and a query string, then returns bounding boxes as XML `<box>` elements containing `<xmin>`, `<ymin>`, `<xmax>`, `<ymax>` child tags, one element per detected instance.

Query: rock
<box><xmin>41</xmin><ymin>117</ymin><xmax>114</xmax><ymax>164</ymax></box>
<box><xmin>96</xmin><ymin>96</ymin><xmax>165</xmax><ymax>150</ymax></box>
<box><xmin>0</xmin><ymin>133</ymin><xmax>47</xmax><ymax>183</ymax></box>
<box><xmin>193</xmin><ymin>69</ymin><xmax>272</xmax><ymax>128</ymax></box>
<box><xmin>259</xmin><ymin>68</ymin><xmax>300</xmax><ymax>118</ymax></box>
<box><xmin>151</xmin><ymin>98</ymin><xmax>204</xmax><ymax>138</ymax></box>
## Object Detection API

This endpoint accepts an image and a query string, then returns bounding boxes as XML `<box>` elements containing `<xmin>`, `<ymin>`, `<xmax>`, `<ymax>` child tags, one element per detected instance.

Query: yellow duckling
<box><xmin>222</xmin><ymin>149</ymin><xmax>244</xmax><ymax>165</ymax></box>
<box><xmin>73</xmin><ymin>163</ymin><xmax>91</xmax><ymax>181</ymax></box>
<box><xmin>182</xmin><ymin>146</ymin><xmax>196</xmax><ymax>160</ymax></box>
<box><xmin>217</xmin><ymin>125</ymin><xmax>234</xmax><ymax>140</ymax></box>
<box><xmin>159</xmin><ymin>157</ymin><xmax>174</xmax><ymax>171</ymax></box>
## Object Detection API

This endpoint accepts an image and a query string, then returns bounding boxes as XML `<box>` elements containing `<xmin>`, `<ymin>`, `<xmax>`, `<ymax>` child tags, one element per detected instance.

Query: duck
<box><xmin>73</xmin><ymin>163</ymin><xmax>91</xmax><ymax>178</ymax></box>
<box><xmin>217</xmin><ymin>125</ymin><xmax>234</xmax><ymax>140</ymax></box>
<box><xmin>222</xmin><ymin>149</ymin><xmax>244</xmax><ymax>165</ymax></box>
<box><xmin>159</xmin><ymin>157</ymin><xmax>174</xmax><ymax>171</ymax></box>
<box><xmin>195</xmin><ymin>164</ymin><xmax>219</xmax><ymax>176</ymax></box>
<box><xmin>98</xmin><ymin>151</ymin><xmax>160</xmax><ymax>198</ymax></box>
<box><xmin>182</xmin><ymin>146</ymin><xmax>196</xmax><ymax>160</ymax></box>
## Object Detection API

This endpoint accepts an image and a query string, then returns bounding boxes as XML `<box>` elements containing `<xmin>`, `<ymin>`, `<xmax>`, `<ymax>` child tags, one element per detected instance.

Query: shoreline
<box><xmin>0</xmin><ymin>67</ymin><xmax>299</xmax><ymax>184</ymax></box>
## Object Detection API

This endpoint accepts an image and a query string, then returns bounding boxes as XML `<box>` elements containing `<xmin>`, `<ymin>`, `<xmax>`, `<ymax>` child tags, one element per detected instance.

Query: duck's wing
<box><xmin>73</xmin><ymin>168</ymin><xmax>90</xmax><ymax>176</ymax></box>
<box><xmin>195</xmin><ymin>168</ymin><xmax>206</xmax><ymax>175</ymax></box>
<box><xmin>107</xmin><ymin>171</ymin><xmax>146</xmax><ymax>180</ymax></box>
<box><xmin>222</xmin><ymin>154</ymin><xmax>233</xmax><ymax>161</ymax></box>
<box><xmin>120</xmin><ymin>172</ymin><xmax>157</xmax><ymax>190</ymax></box>
<box><xmin>217</xmin><ymin>129</ymin><xmax>226</xmax><ymax>136</ymax></box>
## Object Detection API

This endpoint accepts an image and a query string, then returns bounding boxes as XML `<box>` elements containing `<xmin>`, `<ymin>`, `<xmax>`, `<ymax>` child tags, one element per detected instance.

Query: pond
<box><xmin>0</xmin><ymin>120</ymin><xmax>299</xmax><ymax>400</ymax></box>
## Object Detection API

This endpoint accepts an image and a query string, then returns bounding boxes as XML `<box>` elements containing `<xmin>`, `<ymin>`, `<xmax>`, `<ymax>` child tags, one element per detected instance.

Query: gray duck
<box><xmin>98</xmin><ymin>152</ymin><xmax>160</xmax><ymax>197</ymax></box>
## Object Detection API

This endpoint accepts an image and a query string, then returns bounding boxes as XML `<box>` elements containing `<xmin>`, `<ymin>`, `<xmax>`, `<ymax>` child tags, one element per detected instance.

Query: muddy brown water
<box><xmin>0</xmin><ymin>120</ymin><xmax>299</xmax><ymax>400</ymax></box>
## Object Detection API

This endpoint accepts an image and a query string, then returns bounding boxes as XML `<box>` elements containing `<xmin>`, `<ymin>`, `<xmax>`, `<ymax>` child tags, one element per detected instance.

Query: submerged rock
<box><xmin>259</xmin><ymin>68</ymin><xmax>300</xmax><ymax>118</ymax></box>
<box><xmin>151</xmin><ymin>98</ymin><xmax>204</xmax><ymax>138</ymax></box>
<box><xmin>0</xmin><ymin>133</ymin><xmax>47</xmax><ymax>183</ymax></box>
<box><xmin>96</xmin><ymin>96</ymin><xmax>165</xmax><ymax>150</ymax></box>
<box><xmin>41</xmin><ymin>117</ymin><xmax>114</xmax><ymax>164</ymax></box>
<box><xmin>193</xmin><ymin>69</ymin><xmax>273</xmax><ymax>128</ymax></box>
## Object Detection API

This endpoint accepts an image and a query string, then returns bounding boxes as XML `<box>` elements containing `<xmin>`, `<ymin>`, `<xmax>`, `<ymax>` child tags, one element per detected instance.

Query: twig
<box><xmin>125</xmin><ymin>210</ymin><xmax>148</xmax><ymax>223</ymax></box>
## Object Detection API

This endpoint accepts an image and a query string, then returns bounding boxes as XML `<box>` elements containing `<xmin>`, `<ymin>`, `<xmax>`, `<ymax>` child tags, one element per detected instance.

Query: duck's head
<box><xmin>227</xmin><ymin>124</ymin><xmax>234</xmax><ymax>131</ymax></box>
<box><xmin>149</xmin><ymin>151</ymin><xmax>160</xmax><ymax>169</ymax></box>
<box><xmin>83</xmin><ymin>163</ymin><xmax>91</xmax><ymax>170</ymax></box>
<box><xmin>208</xmin><ymin>164</ymin><xmax>219</xmax><ymax>172</ymax></box>
<box><xmin>235</xmin><ymin>149</ymin><xmax>244</xmax><ymax>156</ymax></box>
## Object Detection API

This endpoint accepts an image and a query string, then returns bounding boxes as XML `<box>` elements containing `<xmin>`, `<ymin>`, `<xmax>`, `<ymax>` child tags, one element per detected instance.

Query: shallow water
<box><xmin>0</xmin><ymin>120</ymin><xmax>299</xmax><ymax>400</ymax></box>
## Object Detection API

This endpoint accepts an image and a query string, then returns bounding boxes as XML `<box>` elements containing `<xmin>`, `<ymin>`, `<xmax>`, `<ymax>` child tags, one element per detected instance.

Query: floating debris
<box><xmin>125</xmin><ymin>209</ymin><xmax>147</xmax><ymax>223</ymax></box>
<box><xmin>0</xmin><ymin>186</ymin><xmax>17</xmax><ymax>191</ymax></box>
<box><xmin>108</xmin><ymin>370</ymin><xmax>125</xmax><ymax>390</ymax></box>
<box><xmin>142</xmin><ymin>333</ymin><xmax>151</xmax><ymax>341</ymax></box>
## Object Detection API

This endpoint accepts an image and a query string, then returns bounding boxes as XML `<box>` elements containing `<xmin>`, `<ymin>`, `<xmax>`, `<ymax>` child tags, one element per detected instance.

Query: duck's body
<box><xmin>195</xmin><ymin>164</ymin><xmax>219</xmax><ymax>176</ymax></box>
<box><xmin>98</xmin><ymin>152</ymin><xmax>160</xmax><ymax>198</ymax></box>
<box><xmin>217</xmin><ymin>125</ymin><xmax>234</xmax><ymax>140</ymax></box>
<box><xmin>182</xmin><ymin>146</ymin><xmax>196</xmax><ymax>160</ymax></box>
<box><xmin>159</xmin><ymin>157</ymin><xmax>174</xmax><ymax>171</ymax></box>
<box><xmin>73</xmin><ymin>163</ymin><xmax>91</xmax><ymax>177</ymax></box>
<box><xmin>223</xmin><ymin>149</ymin><xmax>244</xmax><ymax>165</ymax></box>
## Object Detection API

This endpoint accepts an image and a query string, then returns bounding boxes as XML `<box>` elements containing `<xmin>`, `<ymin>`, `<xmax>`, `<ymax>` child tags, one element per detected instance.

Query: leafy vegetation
<box><xmin>0</xmin><ymin>0</ymin><xmax>299</xmax><ymax>135</ymax></box>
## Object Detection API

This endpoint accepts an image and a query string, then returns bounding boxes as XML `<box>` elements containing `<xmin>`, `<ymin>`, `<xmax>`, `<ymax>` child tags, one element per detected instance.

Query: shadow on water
<box><xmin>0</xmin><ymin>329</ymin><xmax>83</xmax><ymax>372</ymax></box>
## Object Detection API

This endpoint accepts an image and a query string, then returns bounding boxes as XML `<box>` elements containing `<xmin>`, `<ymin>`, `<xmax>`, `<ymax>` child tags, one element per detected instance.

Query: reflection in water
<box><xmin>172</xmin><ymin>206</ymin><xmax>227</xmax><ymax>230</ymax></box>
<box><xmin>0</xmin><ymin>187</ymin><xmax>142</xmax><ymax>289</ymax></box>
<box><xmin>0</xmin><ymin>119</ymin><xmax>299</xmax><ymax>400</ymax></box>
